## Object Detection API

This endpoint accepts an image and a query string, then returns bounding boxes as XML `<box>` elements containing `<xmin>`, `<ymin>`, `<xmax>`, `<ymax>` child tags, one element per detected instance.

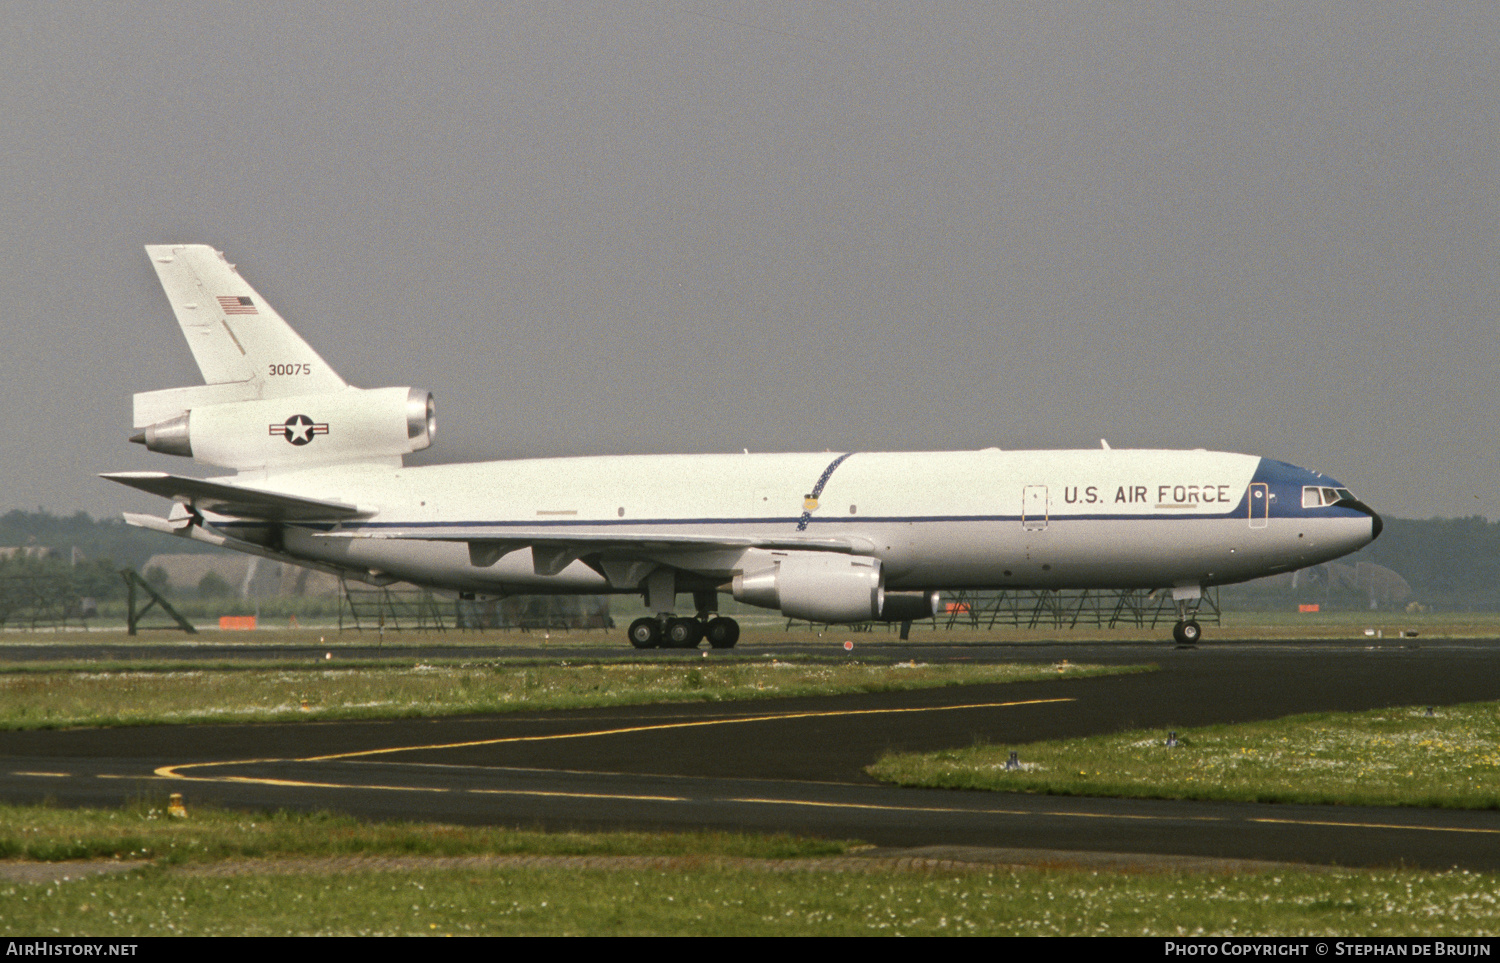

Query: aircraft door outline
<box><xmin>1023</xmin><ymin>485</ymin><xmax>1048</xmax><ymax>531</ymax></box>
<box><xmin>1248</xmin><ymin>483</ymin><xmax>1269</xmax><ymax>529</ymax></box>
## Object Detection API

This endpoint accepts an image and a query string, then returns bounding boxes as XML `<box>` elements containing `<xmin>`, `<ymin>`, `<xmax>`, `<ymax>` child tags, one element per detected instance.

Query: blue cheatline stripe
<box><xmin>220</xmin><ymin>507</ymin><xmax>1369</xmax><ymax>534</ymax></box>
<box><xmin>796</xmin><ymin>452</ymin><xmax>857</xmax><ymax>532</ymax></box>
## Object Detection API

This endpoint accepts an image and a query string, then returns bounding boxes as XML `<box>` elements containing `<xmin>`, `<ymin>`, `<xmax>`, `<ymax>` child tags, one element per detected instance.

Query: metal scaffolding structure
<box><xmin>939</xmin><ymin>587</ymin><xmax>1221</xmax><ymax>630</ymax></box>
<box><xmin>453</xmin><ymin>596</ymin><xmax>614</xmax><ymax>632</ymax></box>
<box><xmin>0</xmin><ymin>574</ymin><xmax>95</xmax><ymax>631</ymax></box>
<box><xmin>121</xmin><ymin>568</ymin><xmax>196</xmax><ymax>635</ymax></box>
<box><xmin>336</xmin><ymin>582</ymin><xmax>616</xmax><ymax>634</ymax></box>
<box><xmin>337</xmin><ymin>579</ymin><xmax>450</xmax><ymax>633</ymax></box>
<box><xmin>787</xmin><ymin>587</ymin><xmax>1221</xmax><ymax>633</ymax></box>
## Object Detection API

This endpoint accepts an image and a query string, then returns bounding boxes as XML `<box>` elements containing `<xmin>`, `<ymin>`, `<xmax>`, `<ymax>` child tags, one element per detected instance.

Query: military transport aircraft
<box><xmin>106</xmin><ymin>245</ymin><xmax>1381</xmax><ymax>647</ymax></box>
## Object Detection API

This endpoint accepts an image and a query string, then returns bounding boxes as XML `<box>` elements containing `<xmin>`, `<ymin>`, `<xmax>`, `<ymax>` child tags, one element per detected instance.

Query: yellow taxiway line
<box><xmin>155</xmin><ymin>696</ymin><xmax>1073</xmax><ymax>778</ymax></box>
<box><xmin>133</xmin><ymin>696</ymin><xmax>1500</xmax><ymax>840</ymax></box>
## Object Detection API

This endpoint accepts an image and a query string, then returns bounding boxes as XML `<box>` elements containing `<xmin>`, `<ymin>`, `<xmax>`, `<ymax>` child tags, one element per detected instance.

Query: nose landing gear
<box><xmin>1172</xmin><ymin>619</ymin><xmax>1202</xmax><ymax>645</ymax></box>
<box><xmin>1170</xmin><ymin>586</ymin><xmax>1205</xmax><ymax>646</ymax></box>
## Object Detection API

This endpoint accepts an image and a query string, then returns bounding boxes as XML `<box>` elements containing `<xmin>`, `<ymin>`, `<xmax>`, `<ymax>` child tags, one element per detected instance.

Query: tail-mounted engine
<box><xmin>131</xmin><ymin>386</ymin><xmax>435</xmax><ymax>471</ymax></box>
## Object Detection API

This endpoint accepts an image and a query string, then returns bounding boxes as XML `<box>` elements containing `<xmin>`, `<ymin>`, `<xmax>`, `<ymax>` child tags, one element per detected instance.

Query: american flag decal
<box><xmin>217</xmin><ymin>295</ymin><xmax>258</xmax><ymax>315</ymax></box>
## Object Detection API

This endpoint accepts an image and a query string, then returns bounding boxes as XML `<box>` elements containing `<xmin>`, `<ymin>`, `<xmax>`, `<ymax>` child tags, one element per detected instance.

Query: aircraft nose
<box><xmin>1342</xmin><ymin>498</ymin><xmax>1382</xmax><ymax>541</ymax></box>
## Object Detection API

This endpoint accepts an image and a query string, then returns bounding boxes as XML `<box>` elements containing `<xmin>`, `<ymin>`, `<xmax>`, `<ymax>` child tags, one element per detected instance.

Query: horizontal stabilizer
<box><xmin>102</xmin><ymin>471</ymin><xmax>370</xmax><ymax>521</ymax></box>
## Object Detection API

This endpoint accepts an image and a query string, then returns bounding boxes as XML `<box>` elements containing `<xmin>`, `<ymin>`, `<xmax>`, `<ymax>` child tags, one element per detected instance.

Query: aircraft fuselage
<box><xmin>218</xmin><ymin>447</ymin><xmax>1378</xmax><ymax>598</ymax></box>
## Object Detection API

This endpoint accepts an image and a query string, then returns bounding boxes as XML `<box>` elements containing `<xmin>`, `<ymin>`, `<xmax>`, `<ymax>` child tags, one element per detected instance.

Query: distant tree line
<box><xmin>0</xmin><ymin>509</ymin><xmax>217</xmax><ymax>572</ymax></box>
<box><xmin>0</xmin><ymin>509</ymin><xmax>223</xmax><ymax>621</ymax></box>
<box><xmin>0</xmin><ymin>552</ymin><xmax>123</xmax><ymax>624</ymax></box>
<box><xmin>1205</xmin><ymin>517</ymin><xmax>1500</xmax><ymax>612</ymax></box>
<box><xmin>1342</xmin><ymin>517</ymin><xmax>1500</xmax><ymax>609</ymax></box>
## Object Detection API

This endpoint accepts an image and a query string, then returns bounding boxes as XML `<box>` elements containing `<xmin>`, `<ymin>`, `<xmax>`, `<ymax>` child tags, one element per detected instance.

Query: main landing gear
<box><xmin>627</xmin><ymin>615</ymin><xmax>740</xmax><ymax>650</ymax></box>
<box><xmin>628</xmin><ymin>582</ymin><xmax>739</xmax><ymax>649</ymax></box>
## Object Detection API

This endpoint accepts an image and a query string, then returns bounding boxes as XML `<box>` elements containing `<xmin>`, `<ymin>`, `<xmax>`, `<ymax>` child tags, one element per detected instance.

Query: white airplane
<box><xmin>106</xmin><ymin>245</ymin><xmax>1382</xmax><ymax>647</ymax></box>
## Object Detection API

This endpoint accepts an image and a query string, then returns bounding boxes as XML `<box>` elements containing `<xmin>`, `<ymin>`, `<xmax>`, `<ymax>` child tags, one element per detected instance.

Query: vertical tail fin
<box><xmin>144</xmin><ymin>244</ymin><xmax>346</xmax><ymax>392</ymax></box>
<box><xmin>130</xmin><ymin>245</ymin><xmax>434</xmax><ymax>472</ymax></box>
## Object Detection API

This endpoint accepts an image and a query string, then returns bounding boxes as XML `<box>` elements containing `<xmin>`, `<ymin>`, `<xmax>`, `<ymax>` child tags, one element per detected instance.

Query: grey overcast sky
<box><xmin>1</xmin><ymin>2</ymin><xmax>1495</xmax><ymax>520</ymax></box>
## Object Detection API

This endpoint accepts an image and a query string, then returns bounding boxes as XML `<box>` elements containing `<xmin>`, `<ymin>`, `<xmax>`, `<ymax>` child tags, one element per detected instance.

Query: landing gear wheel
<box><xmin>705</xmin><ymin>616</ymin><xmax>740</xmax><ymax>649</ymax></box>
<box><xmin>1173</xmin><ymin>620</ymin><xmax>1202</xmax><ymax>646</ymax></box>
<box><xmin>665</xmin><ymin>617</ymin><xmax>704</xmax><ymax>649</ymax></box>
<box><xmin>628</xmin><ymin>617</ymin><xmax>662</xmax><ymax>649</ymax></box>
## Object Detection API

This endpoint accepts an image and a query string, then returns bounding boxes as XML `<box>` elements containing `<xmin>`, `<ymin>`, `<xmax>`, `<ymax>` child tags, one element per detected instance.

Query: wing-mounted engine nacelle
<box><xmin>733</xmin><ymin>553</ymin><xmax>887</xmax><ymax>623</ymax></box>
<box><xmin>131</xmin><ymin>386</ymin><xmax>435</xmax><ymax>471</ymax></box>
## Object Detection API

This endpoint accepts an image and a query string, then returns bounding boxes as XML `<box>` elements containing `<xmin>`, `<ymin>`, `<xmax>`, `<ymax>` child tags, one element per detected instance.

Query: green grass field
<box><xmin>0</xmin><ymin>801</ymin><xmax>843</xmax><ymax>864</ymax></box>
<box><xmin>8</xmin><ymin>862</ymin><xmax>1500</xmax><ymax>936</ymax></box>
<box><xmin>870</xmin><ymin>701</ymin><xmax>1500</xmax><ymax>809</ymax></box>
<box><xmin>0</xmin><ymin>802</ymin><xmax>1498</xmax><ymax>936</ymax></box>
<box><xmin>0</xmin><ymin>657</ymin><xmax>1131</xmax><ymax>729</ymax></box>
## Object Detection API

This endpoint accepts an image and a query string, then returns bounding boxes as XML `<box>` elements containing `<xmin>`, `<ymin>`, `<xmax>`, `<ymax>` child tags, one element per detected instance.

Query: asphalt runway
<box><xmin>3</xmin><ymin>637</ymin><xmax>1500</xmax><ymax>871</ymax></box>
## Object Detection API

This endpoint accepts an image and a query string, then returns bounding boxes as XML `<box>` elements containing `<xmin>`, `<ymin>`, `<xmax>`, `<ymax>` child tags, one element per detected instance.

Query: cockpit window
<box><xmin>1303</xmin><ymin>486</ymin><xmax>1357</xmax><ymax>508</ymax></box>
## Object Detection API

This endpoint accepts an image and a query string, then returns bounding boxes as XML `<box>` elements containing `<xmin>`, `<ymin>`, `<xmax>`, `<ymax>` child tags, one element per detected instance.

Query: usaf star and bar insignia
<box><xmin>270</xmin><ymin>414</ymin><xmax>329</xmax><ymax>446</ymax></box>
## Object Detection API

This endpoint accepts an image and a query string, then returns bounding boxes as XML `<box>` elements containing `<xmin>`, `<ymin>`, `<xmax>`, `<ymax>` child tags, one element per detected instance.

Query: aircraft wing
<box><xmin>101</xmin><ymin>472</ymin><xmax>371</xmax><ymax>521</ymax></box>
<box><xmin>319</xmin><ymin>526</ymin><xmax>874</xmax><ymax>575</ymax></box>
